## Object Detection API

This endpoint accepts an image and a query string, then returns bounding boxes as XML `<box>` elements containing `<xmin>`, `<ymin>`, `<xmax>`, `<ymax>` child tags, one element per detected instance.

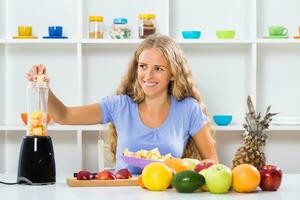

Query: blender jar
<box><xmin>27</xmin><ymin>75</ymin><xmax>49</xmax><ymax>136</ymax></box>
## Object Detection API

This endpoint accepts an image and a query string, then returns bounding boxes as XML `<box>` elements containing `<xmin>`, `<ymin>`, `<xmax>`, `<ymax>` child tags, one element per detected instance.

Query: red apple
<box><xmin>77</xmin><ymin>171</ymin><xmax>93</xmax><ymax>180</ymax></box>
<box><xmin>194</xmin><ymin>161</ymin><xmax>214</xmax><ymax>172</ymax></box>
<box><xmin>96</xmin><ymin>170</ymin><xmax>116</xmax><ymax>180</ymax></box>
<box><xmin>259</xmin><ymin>165</ymin><xmax>283</xmax><ymax>191</ymax></box>
<box><xmin>115</xmin><ymin>168</ymin><xmax>132</xmax><ymax>179</ymax></box>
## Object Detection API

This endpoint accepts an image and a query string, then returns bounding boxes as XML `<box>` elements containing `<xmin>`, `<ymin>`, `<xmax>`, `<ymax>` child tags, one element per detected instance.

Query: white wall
<box><xmin>217</xmin><ymin>131</ymin><xmax>300</xmax><ymax>173</ymax></box>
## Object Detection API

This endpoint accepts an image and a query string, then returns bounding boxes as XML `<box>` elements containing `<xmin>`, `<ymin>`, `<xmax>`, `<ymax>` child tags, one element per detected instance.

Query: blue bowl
<box><xmin>213</xmin><ymin>115</ymin><xmax>232</xmax><ymax>126</ymax></box>
<box><xmin>182</xmin><ymin>31</ymin><xmax>201</xmax><ymax>39</ymax></box>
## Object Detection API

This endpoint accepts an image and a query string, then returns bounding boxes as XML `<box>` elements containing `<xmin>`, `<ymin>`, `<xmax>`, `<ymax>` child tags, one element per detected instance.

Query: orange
<box><xmin>164</xmin><ymin>158</ymin><xmax>191</xmax><ymax>173</ymax></box>
<box><xmin>21</xmin><ymin>113</ymin><xmax>28</xmax><ymax>125</ymax></box>
<box><xmin>137</xmin><ymin>175</ymin><xmax>145</xmax><ymax>189</ymax></box>
<box><xmin>142</xmin><ymin>162</ymin><xmax>173</xmax><ymax>191</ymax></box>
<box><xmin>232</xmin><ymin>164</ymin><xmax>261</xmax><ymax>193</ymax></box>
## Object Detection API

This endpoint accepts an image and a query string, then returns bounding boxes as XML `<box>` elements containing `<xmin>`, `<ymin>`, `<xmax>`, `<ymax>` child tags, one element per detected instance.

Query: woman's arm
<box><xmin>48</xmin><ymin>90</ymin><xmax>102</xmax><ymax>125</ymax></box>
<box><xmin>192</xmin><ymin>124</ymin><xmax>219</xmax><ymax>163</ymax></box>
<box><xmin>27</xmin><ymin>64</ymin><xmax>103</xmax><ymax>125</ymax></box>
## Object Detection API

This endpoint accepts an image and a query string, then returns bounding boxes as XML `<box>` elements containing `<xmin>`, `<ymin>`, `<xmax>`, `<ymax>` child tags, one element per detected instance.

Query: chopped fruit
<box><xmin>31</xmin><ymin>110</ymin><xmax>43</xmax><ymax>120</ymax></box>
<box><xmin>31</xmin><ymin>119</ymin><xmax>39</xmax><ymax>127</ymax></box>
<box><xmin>26</xmin><ymin>110</ymin><xmax>49</xmax><ymax>136</ymax></box>
<box><xmin>21</xmin><ymin>112</ymin><xmax>52</xmax><ymax>125</ymax></box>
<box><xmin>123</xmin><ymin>148</ymin><xmax>172</xmax><ymax>161</ymax></box>
<box><xmin>32</xmin><ymin>127</ymin><xmax>43</xmax><ymax>136</ymax></box>
<box><xmin>115</xmin><ymin>168</ymin><xmax>132</xmax><ymax>179</ymax></box>
<box><xmin>37</xmin><ymin>74</ymin><xmax>44</xmax><ymax>85</ymax></box>
<box><xmin>96</xmin><ymin>170</ymin><xmax>116</xmax><ymax>180</ymax></box>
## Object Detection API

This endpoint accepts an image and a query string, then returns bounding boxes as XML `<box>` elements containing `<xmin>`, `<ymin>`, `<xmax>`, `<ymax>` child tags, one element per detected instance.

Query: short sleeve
<box><xmin>99</xmin><ymin>95</ymin><xmax>127</xmax><ymax>124</ymax></box>
<box><xmin>188</xmin><ymin>99</ymin><xmax>207</xmax><ymax>137</ymax></box>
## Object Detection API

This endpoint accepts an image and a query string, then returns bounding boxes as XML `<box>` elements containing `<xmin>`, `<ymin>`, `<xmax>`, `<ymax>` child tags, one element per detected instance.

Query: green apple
<box><xmin>205</xmin><ymin>164</ymin><xmax>232</xmax><ymax>194</ymax></box>
<box><xmin>183</xmin><ymin>158</ymin><xmax>201</xmax><ymax>170</ymax></box>
<box><xmin>199</xmin><ymin>168</ymin><xmax>209</xmax><ymax>191</ymax></box>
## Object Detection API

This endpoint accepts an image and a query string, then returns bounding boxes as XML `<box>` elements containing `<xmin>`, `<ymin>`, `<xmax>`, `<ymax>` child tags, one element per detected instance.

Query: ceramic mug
<box><xmin>268</xmin><ymin>26</ymin><xmax>288</xmax><ymax>36</ymax></box>
<box><xmin>48</xmin><ymin>26</ymin><xmax>63</xmax><ymax>37</ymax></box>
<box><xmin>18</xmin><ymin>26</ymin><xmax>32</xmax><ymax>36</ymax></box>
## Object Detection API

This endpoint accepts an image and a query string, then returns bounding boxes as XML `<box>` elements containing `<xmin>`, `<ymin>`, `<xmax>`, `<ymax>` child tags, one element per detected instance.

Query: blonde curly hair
<box><xmin>108</xmin><ymin>34</ymin><xmax>215</xmax><ymax>163</ymax></box>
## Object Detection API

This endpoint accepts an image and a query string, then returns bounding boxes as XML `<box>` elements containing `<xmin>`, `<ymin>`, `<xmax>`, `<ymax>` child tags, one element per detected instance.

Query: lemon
<box><xmin>142</xmin><ymin>162</ymin><xmax>173</xmax><ymax>191</ymax></box>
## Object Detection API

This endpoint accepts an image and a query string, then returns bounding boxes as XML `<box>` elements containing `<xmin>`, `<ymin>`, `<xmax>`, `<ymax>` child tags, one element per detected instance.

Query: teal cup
<box><xmin>268</xmin><ymin>26</ymin><xmax>288</xmax><ymax>36</ymax></box>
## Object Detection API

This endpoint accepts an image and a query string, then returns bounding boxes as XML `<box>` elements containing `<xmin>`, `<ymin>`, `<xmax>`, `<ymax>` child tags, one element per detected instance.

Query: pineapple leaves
<box><xmin>244</xmin><ymin>95</ymin><xmax>278</xmax><ymax>133</ymax></box>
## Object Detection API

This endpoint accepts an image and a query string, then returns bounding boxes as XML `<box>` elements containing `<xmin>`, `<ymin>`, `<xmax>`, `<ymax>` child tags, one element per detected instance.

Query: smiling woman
<box><xmin>107</xmin><ymin>34</ymin><xmax>218</xmax><ymax>173</ymax></box>
<box><xmin>137</xmin><ymin>48</ymin><xmax>172</xmax><ymax>100</ymax></box>
<box><xmin>26</xmin><ymin>34</ymin><xmax>218</xmax><ymax>175</ymax></box>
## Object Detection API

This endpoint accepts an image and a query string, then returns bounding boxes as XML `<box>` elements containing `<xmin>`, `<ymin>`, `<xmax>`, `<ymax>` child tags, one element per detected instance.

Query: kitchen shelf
<box><xmin>3</xmin><ymin>39</ymin><xmax>78</xmax><ymax>44</ymax></box>
<box><xmin>0</xmin><ymin>124</ymin><xmax>108</xmax><ymax>131</ymax></box>
<box><xmin>2</xmin><ymin>124</ymin><xmax>300</xmax><ymax>132</ymax></box>
<box><xmin>176</xmin><ymin>39</ymin><xmax>252</xmax><ymax>44</ymax></box>
<box><xmin>81</xmin><ymin>39</ymin><xmax>142</xmax><ymax>45</ymax></box>
<box><xmin>257</xmin><ymin>39</ymin><xmax>300</xmax><ymax>44</ymax></box>
<box><xmin>1</xmin><ymin>0</ymin><xmax>300</xmax><ymax>175</ymax></box>
<box><xmin>3</xmin><ymin>38</ymin><xmax>300</xmax><ymax>45</ymax></box>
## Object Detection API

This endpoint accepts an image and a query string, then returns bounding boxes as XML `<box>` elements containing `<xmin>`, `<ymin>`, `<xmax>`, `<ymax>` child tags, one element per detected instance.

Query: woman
<box><xmin>26</xmin><ymin>34</ymin><xmax>218</xmax><ymax>173</ymax></box>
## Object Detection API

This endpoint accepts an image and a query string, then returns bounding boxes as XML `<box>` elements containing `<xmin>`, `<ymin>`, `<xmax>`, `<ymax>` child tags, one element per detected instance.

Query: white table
<box><xmin>0</xmin><ymin>174</ymin><xmax>299</xmax><ymax>200</ymax></box>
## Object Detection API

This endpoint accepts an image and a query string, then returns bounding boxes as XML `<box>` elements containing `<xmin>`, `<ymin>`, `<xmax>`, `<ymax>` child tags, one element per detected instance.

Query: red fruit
<box><xmin>77</xmin><ymin>171</ymin><xmax>93</xmax><ymax>180</ymax></box>
<box><xmin>259</xmin><ymin>165</ymin><xmax>283</xmax><ymax>191</ymax></box>
<box><xmin>115</xmin><ymin>168</ymin><xmax>132</xmax><ymax>179</ymax></box>
<box><xmin>194</xmin><ymin>161</ymin><xmax>214</xmax><ymax>172</ymax></box>
<box><xmin>96</xmin><ymin>170</ymin><xmax>116</xmax><ymax>180</ymax></box>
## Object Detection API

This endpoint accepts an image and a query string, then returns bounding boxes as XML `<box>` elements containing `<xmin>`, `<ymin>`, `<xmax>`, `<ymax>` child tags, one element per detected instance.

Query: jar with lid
<box><xmin>109</xmin><ymin>18</ymin><xmax>131</xmax><ymax>39</ymax></box>
<box><xmin>89</xmin><ymin>16</ymin><xmax>104</xmax><ymax>39</ymax></box>
<box><xmin>27</xmin><ymin>75</ymin><xmax>49</xmax><ymax>136</ymax></box>
<box><xmin>138</xmin><ymin>14</ymin><xmax>156</xmax><ymax>39</ymax></box>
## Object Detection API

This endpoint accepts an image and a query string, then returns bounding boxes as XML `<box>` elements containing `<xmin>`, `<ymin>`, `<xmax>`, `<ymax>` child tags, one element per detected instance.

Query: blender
<box><xmin>17</xmin><ymin>75</ymin><xmax>56</xmax><ymax>185</ymax></box>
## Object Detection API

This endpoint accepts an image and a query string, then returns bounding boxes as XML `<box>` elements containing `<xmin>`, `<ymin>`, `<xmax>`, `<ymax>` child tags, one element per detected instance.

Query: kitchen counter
<box><xmin>0</xmin><ymin>174</ymin><xmax>299</xmax><ymax>200</ymax></box>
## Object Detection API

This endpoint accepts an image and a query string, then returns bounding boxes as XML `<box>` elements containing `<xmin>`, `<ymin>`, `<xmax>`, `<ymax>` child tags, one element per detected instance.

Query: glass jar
<box><xmin>138</xmin><ymin>14</ymin><xmax>156</xmax><ymax>39</ymax></box>
<box><xmin>27</xmin><ymin>75</ymin><xmax>49</xmax><ymax>136</ymax></box>
<box><xmin>109</xmin><ymin>18</ymin><xmax>131</xmax><ymax>39</ymax></box>
<box><xmin>89</xmin><ymin>16</ymin><xmax>104</xmax><ymax>39</ymax></box>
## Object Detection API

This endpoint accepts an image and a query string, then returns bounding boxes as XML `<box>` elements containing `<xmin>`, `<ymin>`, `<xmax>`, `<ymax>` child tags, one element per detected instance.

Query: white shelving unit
<box><xmin>1</xmin><ymin>0</ymin><xmax>300</xmax><ymax>175</ymax></box>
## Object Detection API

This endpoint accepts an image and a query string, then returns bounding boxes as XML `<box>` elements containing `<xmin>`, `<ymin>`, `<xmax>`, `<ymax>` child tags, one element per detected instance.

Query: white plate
<box><xmin>273</xmin><ymin>116</ymin><xmax>300</xmax><ymax>122</ymax></box>
<box><xmin>271</xmin><ymin>121</ymin><xmax>300</xmax><ymax>125</ymax></box>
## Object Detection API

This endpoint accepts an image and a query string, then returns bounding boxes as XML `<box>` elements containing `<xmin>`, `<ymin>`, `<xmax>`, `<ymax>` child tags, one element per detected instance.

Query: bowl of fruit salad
<box><xmin>121</xmin><ymin>148</ymin><xmax>173</xmax><ymax>168</ymax></box>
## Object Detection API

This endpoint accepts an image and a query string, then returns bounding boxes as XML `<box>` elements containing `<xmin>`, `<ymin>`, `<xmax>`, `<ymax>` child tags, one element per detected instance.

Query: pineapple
<box><xmin>232</xmin><ymin>96</ymin><xmax>278</xmax><ymax>169</ymax></box>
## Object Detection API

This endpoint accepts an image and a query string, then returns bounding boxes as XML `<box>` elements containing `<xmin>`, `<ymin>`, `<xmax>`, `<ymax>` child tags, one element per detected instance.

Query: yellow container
<box><xmin>89</xmin><ymin>16</ymin><xmax>104</xmax><ymax>39</ymax></box>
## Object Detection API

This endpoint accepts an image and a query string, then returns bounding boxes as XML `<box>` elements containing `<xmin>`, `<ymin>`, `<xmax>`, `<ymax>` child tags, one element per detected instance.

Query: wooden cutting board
<box><xmin>67</xmin><ymin>178</ymin><xmax>138</xmax><ymax>187</ymax></box>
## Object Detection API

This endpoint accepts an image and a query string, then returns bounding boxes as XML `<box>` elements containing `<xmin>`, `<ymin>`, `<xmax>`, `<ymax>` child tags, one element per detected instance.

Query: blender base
<box><xmin>17</xmin><ymin>136</ymin><xmax>56</xmax><ymax>185</ymax></box>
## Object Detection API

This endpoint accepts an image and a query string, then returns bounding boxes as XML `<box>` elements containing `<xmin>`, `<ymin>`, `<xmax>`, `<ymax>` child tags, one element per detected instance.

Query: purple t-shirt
<box><xmin>99</xmin><ymin>95</ymin><xmax>207</xmax><ymax>171</ymax></box>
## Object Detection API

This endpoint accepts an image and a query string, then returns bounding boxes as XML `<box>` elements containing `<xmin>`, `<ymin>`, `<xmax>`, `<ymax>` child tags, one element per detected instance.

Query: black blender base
<box><xmin>17</xmin><ymin>136</ymin><xmax>56</xmax><ymax>185</ymax></box>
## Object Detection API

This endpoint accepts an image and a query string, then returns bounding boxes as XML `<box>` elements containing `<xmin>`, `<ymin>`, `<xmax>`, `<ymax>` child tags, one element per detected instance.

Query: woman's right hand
<box><xmin>26</xmin><ymin>64</ymin><xmax>50</xmax><ymax>82</ymax></box>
